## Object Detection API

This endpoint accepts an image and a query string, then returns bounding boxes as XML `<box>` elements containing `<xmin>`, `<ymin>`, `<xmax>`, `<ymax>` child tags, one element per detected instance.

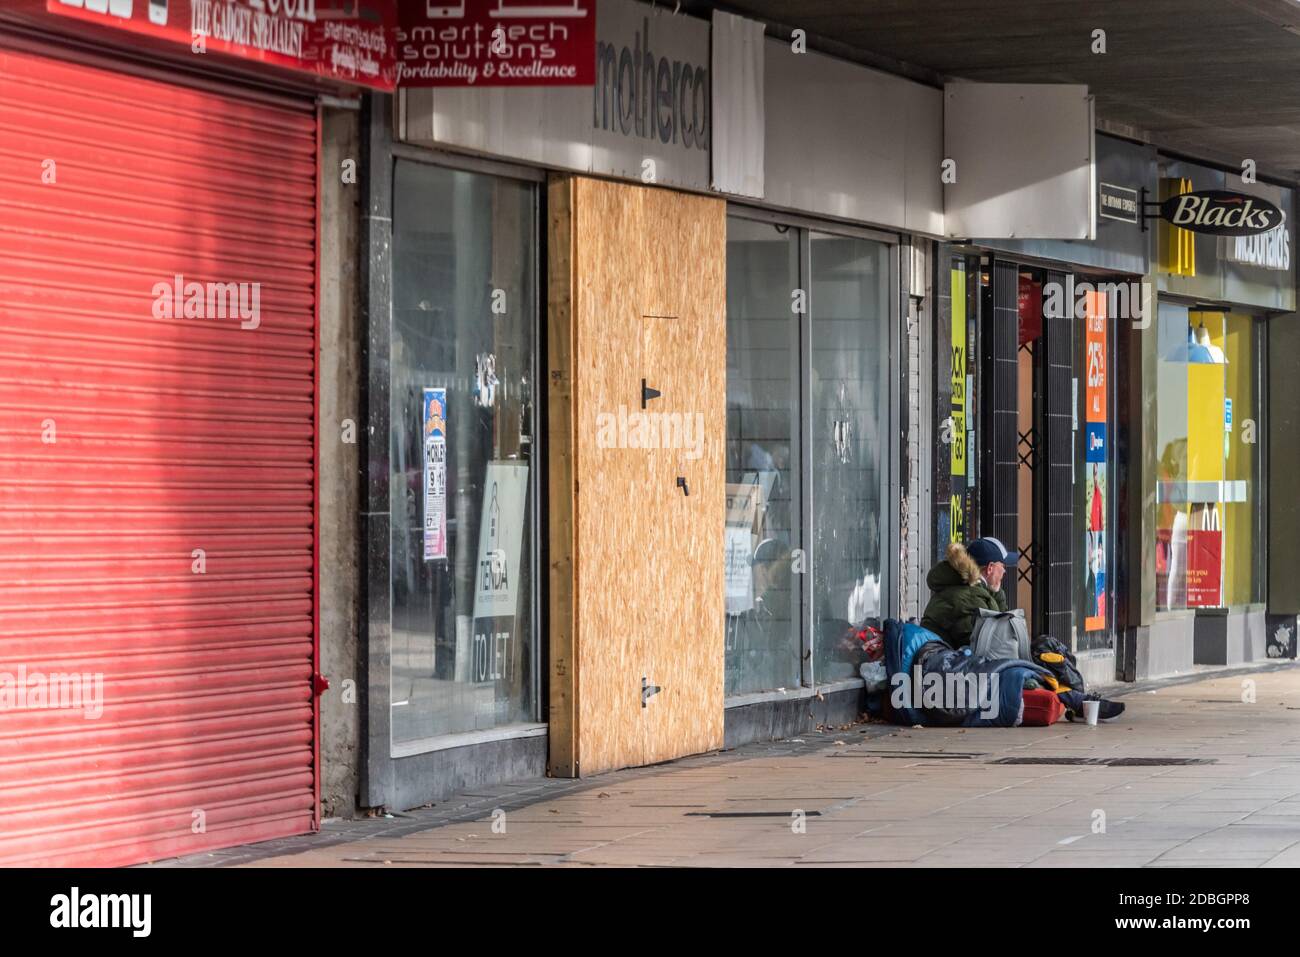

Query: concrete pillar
<box><xmin>1268</xmin><ymin>314</ymin><xmax>1300</xmax><ymax>616</ymax></box>
<box><xmin>318</xmin><ymin>104</ymin><xmax>363</xmax><ymax>818</ymax></box>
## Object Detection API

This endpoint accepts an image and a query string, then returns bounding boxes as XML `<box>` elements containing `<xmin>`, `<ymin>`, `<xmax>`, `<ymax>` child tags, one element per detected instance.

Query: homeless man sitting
<box><xmin>922</xmin><ymin>537</ymin><xmax>1124</xmax><ymax>722</ymax></box>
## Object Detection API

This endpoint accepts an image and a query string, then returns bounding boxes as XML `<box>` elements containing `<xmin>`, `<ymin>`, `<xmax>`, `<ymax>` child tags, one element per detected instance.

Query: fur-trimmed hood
<box><xmin>920</xmin><ymin>543</ymin><xmax>1008</xmax><ymax>648</ymax></box>
<box><xmin>927</xmin><ymin>542</ymin><xmax>982</xmax><ymax>588</ymax></box>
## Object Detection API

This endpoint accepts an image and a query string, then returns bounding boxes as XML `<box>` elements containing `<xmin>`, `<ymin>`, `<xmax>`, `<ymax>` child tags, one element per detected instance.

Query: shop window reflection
<box><xmin>389</xmin><ymin>160</ymin><xmax>536</xmax><ymax>747</ymax></box>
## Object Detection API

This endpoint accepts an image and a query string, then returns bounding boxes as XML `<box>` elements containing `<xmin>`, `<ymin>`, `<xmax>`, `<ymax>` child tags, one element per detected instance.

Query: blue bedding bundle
<box><xmin>882</xmin><ymin>619</ymin><xmax>1051</xmax><ymax>727</ymax></box>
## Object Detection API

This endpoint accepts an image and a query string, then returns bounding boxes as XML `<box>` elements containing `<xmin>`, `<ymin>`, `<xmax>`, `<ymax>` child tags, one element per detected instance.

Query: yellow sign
<box><xmin>950</xmin><ymin>266</ymin><xmax>966</xmax><ymax>476</ymax></box>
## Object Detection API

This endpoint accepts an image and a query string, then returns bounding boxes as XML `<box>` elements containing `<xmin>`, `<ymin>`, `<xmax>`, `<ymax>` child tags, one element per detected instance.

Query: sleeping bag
<box><xmin>883</xmin><ymin>618</ymin><xmax>1052</xmax><ymax>727</ymax></box>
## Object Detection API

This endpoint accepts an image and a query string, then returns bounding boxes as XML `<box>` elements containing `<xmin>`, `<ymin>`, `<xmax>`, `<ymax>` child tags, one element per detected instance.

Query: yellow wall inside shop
<box><xmin>1223</xmin><ymin>313</ymin><xmax>1256</xmax><ymax>606</ymax></box>
<box><xmin>1185</xmin><ymin>366</ymin><xmax>1224</xmax><ymax>485</ymax></box>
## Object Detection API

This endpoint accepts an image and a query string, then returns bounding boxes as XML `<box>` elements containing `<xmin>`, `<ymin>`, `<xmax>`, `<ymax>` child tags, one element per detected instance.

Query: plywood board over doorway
<box><xmin>547</xmin><ymin>175</ymin><xmax>726</xmax><ymax>777</ymax></box>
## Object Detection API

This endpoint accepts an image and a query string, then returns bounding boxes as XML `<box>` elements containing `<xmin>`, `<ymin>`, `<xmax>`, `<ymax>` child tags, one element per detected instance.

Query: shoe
<box><xmin>1060</xmin><ymin>691</ymin><xmax>1125</xmax><ymax>722</ymax></box>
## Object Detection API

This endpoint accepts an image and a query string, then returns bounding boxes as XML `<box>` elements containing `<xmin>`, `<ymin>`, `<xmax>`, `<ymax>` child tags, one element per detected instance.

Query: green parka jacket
<box><xmin>920</xmin><ymin>543</ymin><xmax>1008</xmax><ymax>648</ymax></box>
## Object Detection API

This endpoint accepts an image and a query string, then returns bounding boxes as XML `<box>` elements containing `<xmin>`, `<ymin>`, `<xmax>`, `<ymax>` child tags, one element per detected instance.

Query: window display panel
<box><xmin>1155</xmin><ymin>302</ymin><xmax>1191</xmax><ymax>611</ymax></box>
<box><xmin>1222</xmin><ymin>312</ymin><xmax>1261</xmax><ymax>606</ymax></box>
<box><xmin>809</xmin><ymin>231</ymin><xmax>890</xmax><ymax>682</ymax></box>
<box><xmin>1154</xmin><ymin>303</ymin><xmax>1261</xmax><ymax>612</ymax></box>
<box><xmin>723</xmin><ymin>217</ymin><xmax>802</xmax><ymax>695</ymax></box>
<box><xmin>390</xmin><ymin>160</ymin><xmax>537</xmax><ymax>746</ymax></box>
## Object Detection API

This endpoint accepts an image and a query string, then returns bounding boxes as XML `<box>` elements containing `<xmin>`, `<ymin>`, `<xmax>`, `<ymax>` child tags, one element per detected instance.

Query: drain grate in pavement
<box><xmin>990</xmin><ymin>756</ymin><xmax>1215</xmax><ymax>766</ymax></box>
<box><xmin>684</xmin><ymin>811</ymin><xmax>823</xmax><ymax>818</ymax></box>
<box><xmin>845</xmin><ymin>751</ymin><xmax>986</xmax><ymax>759</ymax></box>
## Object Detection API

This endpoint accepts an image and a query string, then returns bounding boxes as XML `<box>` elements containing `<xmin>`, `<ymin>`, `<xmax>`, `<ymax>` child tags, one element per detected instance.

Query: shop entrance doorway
<box><xmin>979</xmin><ymin>259</ymin><xmax>1121</xmax><ymax>648</ymax></box>
<box><xmin>980</xmin><ymin>261</ymin><xmax>1075</xmax><ymax>641</ymax></box>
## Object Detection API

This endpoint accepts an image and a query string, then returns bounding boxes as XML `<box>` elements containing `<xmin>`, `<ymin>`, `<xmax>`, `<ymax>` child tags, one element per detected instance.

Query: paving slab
<box><xmin>143</xmin><ymin>664</ymin><xmax>1300</xmax><ymax>869</ymax></box>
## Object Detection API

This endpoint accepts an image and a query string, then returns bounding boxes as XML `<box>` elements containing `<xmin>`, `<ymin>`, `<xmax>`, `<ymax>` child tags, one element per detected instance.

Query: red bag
<box><xmin>861</xmin><ymin>626</ymin><xmax>884</xmax><ymax>662</ymax></box>
<box><xmin>1020</xmin><ymin>688</ymin><xmax>1065</xmax><ymax>726</ymax></box>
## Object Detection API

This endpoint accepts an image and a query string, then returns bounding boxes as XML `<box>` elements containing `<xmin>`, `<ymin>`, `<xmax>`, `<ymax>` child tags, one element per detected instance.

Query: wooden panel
<box><xmin>639</xmin><ymin>187</ymin><xmax>726</xmax><ymax>766</ymax></box>
<box><xmin>548</xmin><ymin>176</ymin><xmax>726</xmax><ymax>776</ymax></box>
<box><xmin>573</xmin><ymin>177</ymin><xmax>650</xmax><ymax>775</ymax></box>
<box><xmin>545</xmin><ymin>176</ymin><xmax>577</xmax><ymax>777</ymax></box>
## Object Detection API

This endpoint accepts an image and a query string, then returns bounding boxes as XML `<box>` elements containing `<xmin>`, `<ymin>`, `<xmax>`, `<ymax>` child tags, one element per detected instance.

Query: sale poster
<box><xmin>950</xmin><ymin>266</ymin><xmax>966</xmax><ymax>479</ymax></box>
<box><xmin>422</xmin><ymin>388</ymin><xmax>447</xmax><ymax>561</ymax></box>
<box><xmin>1186</xmin><ymin>527</ymin><xmax>1223</xmax><ymax>607</ymax></box>
<box><xmin>1083</xmin><ymin>299</ymin><xmax>1107</xmax><ymax>631</ymax></box>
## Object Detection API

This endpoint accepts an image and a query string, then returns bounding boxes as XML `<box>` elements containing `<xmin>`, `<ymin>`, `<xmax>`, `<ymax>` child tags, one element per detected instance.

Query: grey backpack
<box><xmin>970</xmin><ymin>608</ymin><xmax>1031</xmax><ymax>661</ymax></box>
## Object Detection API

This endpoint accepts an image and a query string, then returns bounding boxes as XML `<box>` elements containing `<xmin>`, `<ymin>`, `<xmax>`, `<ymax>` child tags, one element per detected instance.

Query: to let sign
<box><xmin>395</xmin><ymin>0</ymin><xmax>596</xmax><ymax>87</ymax></box>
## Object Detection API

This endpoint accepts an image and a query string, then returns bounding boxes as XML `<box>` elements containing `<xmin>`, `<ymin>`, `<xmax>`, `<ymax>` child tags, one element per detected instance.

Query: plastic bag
<box><xmin>859</xmin><ymin>660</ymin><xmax>888</xmax><ymax>693</ymax></box>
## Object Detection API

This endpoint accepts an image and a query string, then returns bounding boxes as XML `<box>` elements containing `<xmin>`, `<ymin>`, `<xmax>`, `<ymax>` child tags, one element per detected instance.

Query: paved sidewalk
<box><xmin>157</xmin><ymin>663</ymin><xmax>1300</xmax><ymax>868</ymax></box>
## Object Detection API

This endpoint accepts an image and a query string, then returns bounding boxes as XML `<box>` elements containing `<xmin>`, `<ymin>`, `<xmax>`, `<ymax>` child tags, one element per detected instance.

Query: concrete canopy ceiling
<box><xmin>689</xmin><ymin>0</ymin><xmax>1300</xmax><ymax>183</ymax></box>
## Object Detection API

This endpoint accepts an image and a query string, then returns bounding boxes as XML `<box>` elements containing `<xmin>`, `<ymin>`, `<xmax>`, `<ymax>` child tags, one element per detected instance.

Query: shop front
<box><xmin>387</xmin><ymin>0</ymin><xmax>1110</xmax><ymax>791</ymax></box>
<box><xmin>358</xmin><ymin>131</ymin><xmax>547</xmax><ymax>809</ymax></box>
<box><xmin>715</xmin><ymin>23</ymin><xmax>958</xmax><ymax>743</ymax></box>
<box><xmin>384</xmin><ymin>0</ymin><xmax>723</xmax><ymax>796</ymax></box>
<box><xmin>931</xmin><ymin>134</ymin><xmax>1155</xmax><ymax>685</ymax></box>
<box><xmin>392</xmin><ymin>0</ymin><xmax>946</xmax><ymax>774</ymax></box>
<box><xmin>0</xmin><ymin>1</ymin><xmax>394</xmax><ymax>866</ymax></box>
<box><xmin>1128</xmin><ymin>158</ymin><xmax>1295</xmax><ymax>677</ymax></box>
<box><xmin>723</xmin><ymin>211</ymin><xmax>896</xmax><ymax>702</ymax></box>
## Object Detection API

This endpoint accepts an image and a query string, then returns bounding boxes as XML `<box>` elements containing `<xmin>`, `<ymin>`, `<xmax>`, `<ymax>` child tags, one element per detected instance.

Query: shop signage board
<box><xmin>46</xmin><ymin>0</ymin><xmax>400</xmax><ymax>89</ymax></box>
<box><xmin>1224</xmin><ymin>220</ymin><xmax>1291</xmax><ymax>271</ymax></box>
<box><xmin>401</xmin><ymin>0</ymin><xmax>711</xmax><ymax>191</ymax></box>
<box><xmin>1156</xmin><ymin>189</ymin><xmax>1284</xmax><ymax>236</ymax></box>
<box><xmin>422</xmin><ymin>388</ymin><xmax>448</xmax><ymax>561</ymax></box>
<box><xmin>943</xmin><ymin>82</ymin><xmax>1095</xmax><ymax>240</ymax></box>
<box><xmin>1099</xmin><ymin>182</ymin><xmax>1139</xmax><ymax>224</ymax></box>
<box><xmin>471</xmin><ymin>462</ymin><xmax>529</xmax><ymax>689</ymax></box>
<box><xmin>395</xmin><ymin>0</ymin><xmax>596</xmax><ymax>87</ymax></box>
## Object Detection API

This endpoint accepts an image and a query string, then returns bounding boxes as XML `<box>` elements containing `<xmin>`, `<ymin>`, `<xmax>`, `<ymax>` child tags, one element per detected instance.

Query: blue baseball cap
<box><xmin>967</xmin><ymin>536</ymin><xmax>1019</xmax><ymax>567</ymax></box>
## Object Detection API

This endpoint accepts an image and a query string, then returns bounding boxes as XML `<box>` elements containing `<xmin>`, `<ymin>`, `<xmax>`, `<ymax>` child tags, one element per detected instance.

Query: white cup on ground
<box><xmin>1083</xmin><ymin>699</ymin><xmax>1100</xmax><ymax>726</ymax></box>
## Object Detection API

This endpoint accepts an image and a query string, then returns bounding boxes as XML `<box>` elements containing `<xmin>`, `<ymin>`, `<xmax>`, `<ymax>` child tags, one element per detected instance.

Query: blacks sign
<box><xmin>1159</xmin><ymin>189</ymin><xmax>1284</xmax><ymax>236</ymax></box>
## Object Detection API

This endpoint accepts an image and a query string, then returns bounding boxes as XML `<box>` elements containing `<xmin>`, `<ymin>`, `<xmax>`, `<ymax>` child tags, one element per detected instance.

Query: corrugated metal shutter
<box><xmin>0</xmin><ymin>40</ymin><xmax>318</xmax><ymax>867</ymax></box>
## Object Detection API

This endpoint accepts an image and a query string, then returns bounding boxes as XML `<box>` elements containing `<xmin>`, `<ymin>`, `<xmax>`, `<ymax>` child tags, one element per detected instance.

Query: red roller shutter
<box><xmin>0</xmin><ymin>39</ymin><xmax>319</xmax><ymax>867</ymax></box>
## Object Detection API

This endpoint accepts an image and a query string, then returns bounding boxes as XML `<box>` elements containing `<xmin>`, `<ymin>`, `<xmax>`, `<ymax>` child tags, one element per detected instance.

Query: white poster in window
<box><xmin>725</xmin><ymin>526</ymin><xmax>754</xmax><ymax>614</ymax></box>
<box><xmin>472</xmin><ymin>462</ymin><xmax>530</xmax><ymax>620</ymax></box>
<box><xmin>422</xmin><ymin>388</ymin><xmax>447</xmax><ymax>561</ymax></box>
<box><xmin>725</xmin><ymin>482</ymin><xmax>760</xmax><ymax>614</ymax></box>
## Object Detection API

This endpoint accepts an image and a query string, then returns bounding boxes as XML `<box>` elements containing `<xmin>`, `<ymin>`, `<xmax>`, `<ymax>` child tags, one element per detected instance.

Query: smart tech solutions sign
<box><xmin>399</xmin><ymin>0</ymin><xmax>712</xmax><ymax>190</ymax></box>
<box><xmin>395</xmin><ymin>0</ymin><xmax>597</xmax><ymax>87</ymax></box>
